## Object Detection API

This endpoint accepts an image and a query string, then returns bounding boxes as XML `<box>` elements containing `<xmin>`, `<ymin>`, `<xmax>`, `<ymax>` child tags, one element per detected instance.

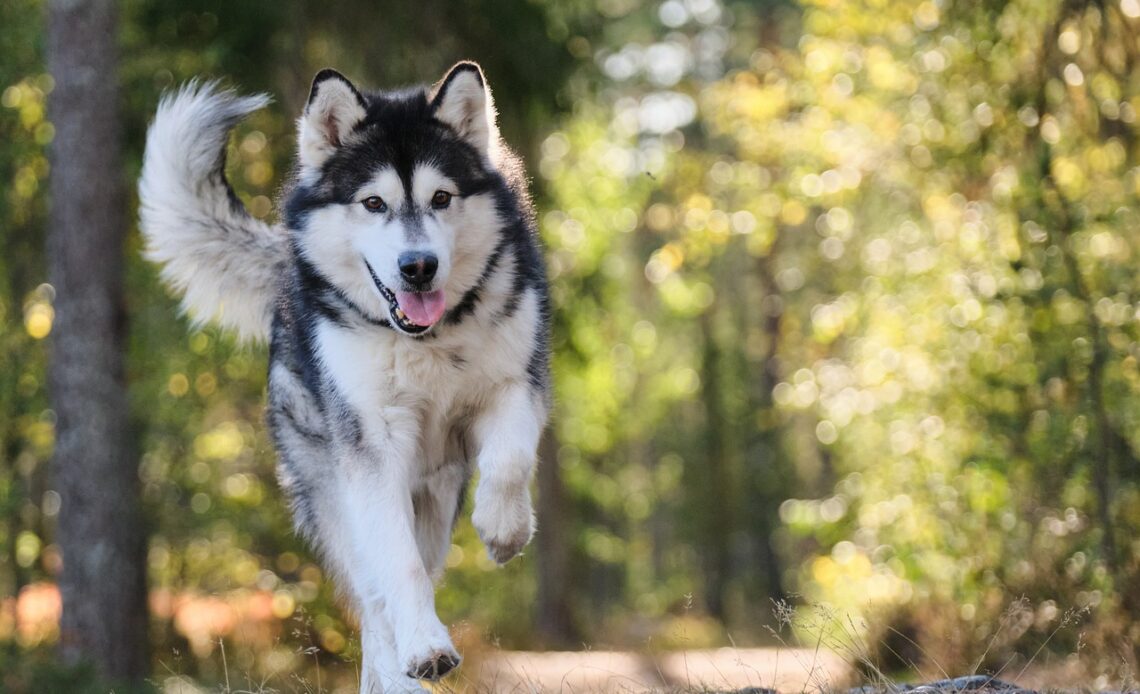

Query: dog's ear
<box><xmin>298</xmin><ymin>69</ymin><xmax>367</xmax><ymax>169</ymax></box>
<box><xmin>430</xmin><ymin>62</ymin><xmax>498</xmax><ymax>157</ymax></box>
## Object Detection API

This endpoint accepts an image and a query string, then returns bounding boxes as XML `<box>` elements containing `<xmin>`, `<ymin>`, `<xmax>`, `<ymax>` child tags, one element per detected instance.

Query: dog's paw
<box><xmin>472</xmin><ymin>484</ymin><xmax>534</xmax><ymax>564</ymax></box>
<box><xmin>406</xmin><ymin>648</ymin><xmax>461</xmax><ymax>682</ymax></box>
<box><xmin>399</xmin><ymin>621</ymin><xmax>460</xmax><ymax>683</ymax></box>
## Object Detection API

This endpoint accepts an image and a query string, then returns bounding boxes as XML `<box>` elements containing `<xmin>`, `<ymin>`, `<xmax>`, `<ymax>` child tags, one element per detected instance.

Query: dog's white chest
<box><xmin>313</xmin><ymin>320</ymin><xmax>486</xmax><ymax>461</ymax></box>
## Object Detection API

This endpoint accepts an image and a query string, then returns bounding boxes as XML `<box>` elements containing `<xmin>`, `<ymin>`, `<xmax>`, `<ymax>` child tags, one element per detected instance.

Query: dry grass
<box><xmin>155</xmin><ymin>598</ymin><xmax>1129</xmax><ymax>694</ymax></box>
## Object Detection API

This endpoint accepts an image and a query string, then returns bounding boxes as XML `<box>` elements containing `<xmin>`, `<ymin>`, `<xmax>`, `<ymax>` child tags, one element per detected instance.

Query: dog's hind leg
<box><xmin>413</xmin><ymin>461</ymin><xmax>470</xmax><ymax>581</ymax></box>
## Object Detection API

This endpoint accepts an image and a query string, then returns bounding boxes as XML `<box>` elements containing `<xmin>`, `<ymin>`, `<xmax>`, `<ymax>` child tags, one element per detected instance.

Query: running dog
<box><xmin>138</xmin><ymin>62</ymin><xmax>550</xmax><ymax>692</ymax></box>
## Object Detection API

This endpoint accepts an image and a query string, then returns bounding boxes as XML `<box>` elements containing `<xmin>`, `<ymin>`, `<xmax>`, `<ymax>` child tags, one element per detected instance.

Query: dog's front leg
<box><xmin>358</xmin><ymin>615</ymin><xmax>419</xmax><ymax>693</ymax></box>
<box><xmin>471</xmin><ymin>382</ymin><xmax>546</xmax><ymax>564</ymax></box>
<box><xmin>338</xmin><ymin>439</ymin><xmax>460</xmax><ymax>685</ymax></box>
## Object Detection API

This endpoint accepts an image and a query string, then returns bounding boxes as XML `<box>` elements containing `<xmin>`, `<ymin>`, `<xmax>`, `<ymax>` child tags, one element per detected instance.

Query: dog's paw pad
<box><xmin>486</xmin><ymin>536</ymin><xmax>527</xmax><ymax>564</ymax></box>
<box><xmin>407</xmin><ymin>650</ymin><xmax>460</xmax><ymax>681</ymax></box>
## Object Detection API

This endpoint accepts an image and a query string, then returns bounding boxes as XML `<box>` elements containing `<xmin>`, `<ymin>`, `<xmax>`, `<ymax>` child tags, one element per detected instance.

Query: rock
<box><xmin>842</xmin><ymin>675</ymin><xmax>1034</xmax><ymax>694</ymax></box>
<box><xmin>908</xmin><ymin>675</ymin><xmax>1023</xmax><ymax>691</ymax></box>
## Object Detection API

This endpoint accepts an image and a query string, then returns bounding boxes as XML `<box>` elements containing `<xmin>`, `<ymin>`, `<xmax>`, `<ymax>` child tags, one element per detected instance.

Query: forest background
<box><xmin>2</xmin><ymin>0</ymin><xmax>1140</xmax><ymax>690</ymax></box>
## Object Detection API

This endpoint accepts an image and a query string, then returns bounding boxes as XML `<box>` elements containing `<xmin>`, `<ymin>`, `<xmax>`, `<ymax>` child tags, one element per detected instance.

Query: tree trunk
<box><xmin>46</xmin><ymin>0</ymin><xmax>147</xmax><ymax>682</ymax></box>
<box><xmin>745</xmin><ymin>254</ymin><xmax>787</xmax><ymax>607</ymax></box>
<box><xmin>534</xmin><ymin>428</ymin><xmax>577</xmax><ymax>646</ymax></box>
<box><xmin>697</xmin><ymin>308</ymin><xmax>732</xmax><ymax>620</ymax></box>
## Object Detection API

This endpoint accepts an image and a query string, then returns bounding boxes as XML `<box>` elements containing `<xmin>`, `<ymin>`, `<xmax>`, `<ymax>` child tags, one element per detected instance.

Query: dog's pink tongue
<box><xmin>395</xmin><ymin>290</ymin><xmax>446</xmax><ymax>326</ymax></box>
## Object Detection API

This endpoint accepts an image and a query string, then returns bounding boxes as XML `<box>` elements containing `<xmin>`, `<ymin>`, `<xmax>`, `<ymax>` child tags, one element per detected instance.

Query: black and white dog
<box><xmin>139</xmin><ymin>62</ymin><xmax>550</xmax><ymax>692</ymax></box>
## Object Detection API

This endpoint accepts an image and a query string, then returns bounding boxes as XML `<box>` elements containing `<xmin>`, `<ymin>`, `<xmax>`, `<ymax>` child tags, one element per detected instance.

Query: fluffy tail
<box><xmin>139</xmin><ymin>81</ymin><xmax>287</xmax><ymax>342</ymax></box>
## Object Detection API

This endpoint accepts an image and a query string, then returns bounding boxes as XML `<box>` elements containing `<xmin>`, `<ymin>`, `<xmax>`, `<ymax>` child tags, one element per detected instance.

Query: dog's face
<box><xmin>287</xmin><ymin>63</ymin><xmax>503</xmax><ymax>336</ymax></box>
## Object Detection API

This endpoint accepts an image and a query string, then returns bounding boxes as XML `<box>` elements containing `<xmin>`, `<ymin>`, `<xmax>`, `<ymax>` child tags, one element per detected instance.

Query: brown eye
<box><xmin>431</xmin><ymin>190</ymin><xmax>452</xmax><ymax>209</ymax></box>
<box><xmin>362</xmin><ymin>196</ymin><xmax>387</xmax><ymax>212</ymax></box>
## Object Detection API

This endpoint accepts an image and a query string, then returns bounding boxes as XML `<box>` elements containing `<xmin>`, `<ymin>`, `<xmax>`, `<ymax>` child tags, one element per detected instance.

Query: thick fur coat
<box><xmin>138</xmin><ymin>63</ymin><xmax>550</xmax><ymax>693</ymax></box>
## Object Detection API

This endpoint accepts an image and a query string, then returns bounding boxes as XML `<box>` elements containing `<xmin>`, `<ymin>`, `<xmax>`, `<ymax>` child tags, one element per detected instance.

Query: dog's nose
<box><xmin>398</xmin><ymin>251</ymin><xmax>438</xmax><ymax>285</ymax></box>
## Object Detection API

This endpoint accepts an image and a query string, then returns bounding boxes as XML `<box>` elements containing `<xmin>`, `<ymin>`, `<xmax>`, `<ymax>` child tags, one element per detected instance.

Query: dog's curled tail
<box><xmin>139</xmin><ymin>81</ymin><xmax>286</xmax><ymax>342</ymax></box>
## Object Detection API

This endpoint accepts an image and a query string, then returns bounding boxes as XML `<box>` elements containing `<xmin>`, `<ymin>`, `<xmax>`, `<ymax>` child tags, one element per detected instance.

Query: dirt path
<box><xmin>451</xmin><ymin>647</ymin><xmax>854</xmax><ymax>692</ymax></box>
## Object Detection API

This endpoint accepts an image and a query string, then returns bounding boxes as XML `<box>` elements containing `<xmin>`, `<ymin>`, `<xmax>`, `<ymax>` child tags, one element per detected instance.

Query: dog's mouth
<box><xmin>364</xmin><ymin>261</ymin><xmax>446</xmax><ymax>335</ymax></box>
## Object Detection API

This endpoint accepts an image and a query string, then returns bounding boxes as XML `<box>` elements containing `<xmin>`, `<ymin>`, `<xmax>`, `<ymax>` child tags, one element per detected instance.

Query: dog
<box><xmin>138</xmin><ymin>62</ymin><xmax>551</xmax><ymax>692</ymax></box>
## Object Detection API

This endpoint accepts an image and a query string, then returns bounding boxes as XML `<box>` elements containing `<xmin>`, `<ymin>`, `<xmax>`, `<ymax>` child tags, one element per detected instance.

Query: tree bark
<box><xmin>745</xmin><ymin>254</ymin><xmax>787</xmax><ymax>607</ymax></box>
<box><xmin>697</xmin><ymin>308</ymin><xmax>732</xmax><ymax>620</ymax></box>
<box><xmin>534</xmin><ymin>428</ymin><xmax>577</xmax><ymax>646</ymax></box>
<box><xmin>46</xmin><ymin>0</ymin><xmax>147</xmax><ymax>682</ymax></box>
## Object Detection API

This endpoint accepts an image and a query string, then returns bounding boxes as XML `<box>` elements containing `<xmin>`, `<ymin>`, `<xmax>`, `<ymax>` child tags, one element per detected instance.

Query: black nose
<box><xmin>398</xmin><ymin>251</ymin><xmax>438</xmax><ymax>285</ymax></box>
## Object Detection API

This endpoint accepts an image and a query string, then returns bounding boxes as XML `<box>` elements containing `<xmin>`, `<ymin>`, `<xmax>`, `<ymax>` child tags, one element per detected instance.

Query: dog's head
<box><xmin>287</xmin><ymin>62</ymin><xmax>506</xmax><ymax>336</ymax></box>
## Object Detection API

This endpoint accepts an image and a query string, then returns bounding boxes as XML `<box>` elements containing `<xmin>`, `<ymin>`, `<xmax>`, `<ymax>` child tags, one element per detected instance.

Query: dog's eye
<box><xmin>362</xmin><ymin>196</ymin><xmax>388</xmax><ymax>212</ymax></box>
<box><xmin>431</xmin><ymin>191</ymin><xmax>452</xmax><ymax>209</ymax></box>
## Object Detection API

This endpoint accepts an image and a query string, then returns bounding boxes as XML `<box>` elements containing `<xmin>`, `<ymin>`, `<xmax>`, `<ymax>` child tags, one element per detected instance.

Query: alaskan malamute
<box><xmin>139</xmin><ymin>62</ymin><xmax>550</xmax><ymax>692</ymax></box>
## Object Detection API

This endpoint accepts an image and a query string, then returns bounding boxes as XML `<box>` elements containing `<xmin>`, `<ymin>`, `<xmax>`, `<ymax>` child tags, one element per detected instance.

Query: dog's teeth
<box><xmin>396</xmin><ymin>309</ymin><xmax>406</xmax><ymax>319</ymax></box>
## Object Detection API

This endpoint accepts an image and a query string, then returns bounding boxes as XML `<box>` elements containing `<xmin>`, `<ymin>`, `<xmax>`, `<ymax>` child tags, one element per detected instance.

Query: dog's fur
<box><xmin>139</xmin><ymin>63</ymin><xmax>550</xmax><ymax>692</ymax></box>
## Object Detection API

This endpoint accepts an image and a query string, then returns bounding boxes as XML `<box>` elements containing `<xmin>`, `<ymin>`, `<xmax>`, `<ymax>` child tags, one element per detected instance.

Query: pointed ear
<box><xmin>298</xmin><ymin>69</ymin><xmax>367</xmax><ymax>169</ymax></box>
<box><xmin>429</xmin><ymin>62</ymin><xmax>498</xmax><ymax>156</ymax></box>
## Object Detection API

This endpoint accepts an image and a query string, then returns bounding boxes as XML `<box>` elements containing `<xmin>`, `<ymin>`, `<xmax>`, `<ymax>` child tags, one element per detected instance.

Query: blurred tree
<box><xmin>46</xmin><ymin>0</ymin><xmax>147</xmax><ymax>684</ymax></box>
<box><xmin>535</xmin><ymin>430</ymin><xmax>579</xmax><ymax>645</ymax></box>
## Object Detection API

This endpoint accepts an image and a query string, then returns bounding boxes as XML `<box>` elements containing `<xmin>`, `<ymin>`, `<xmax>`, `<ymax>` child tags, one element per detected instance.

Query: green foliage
<box><xmin>0</xmin><ymin>0</ymin><xmax>53</xmax><ymax>643</ymax></box>
<box><xmin>0</xmin><ymin>644</ymin><xmax>156</xmax><ymax>694</ymax></box>
<box><xmin>538</xmin><ymin>0</ymin><xmax>1140</xmax><ymax>676</ymax></box>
